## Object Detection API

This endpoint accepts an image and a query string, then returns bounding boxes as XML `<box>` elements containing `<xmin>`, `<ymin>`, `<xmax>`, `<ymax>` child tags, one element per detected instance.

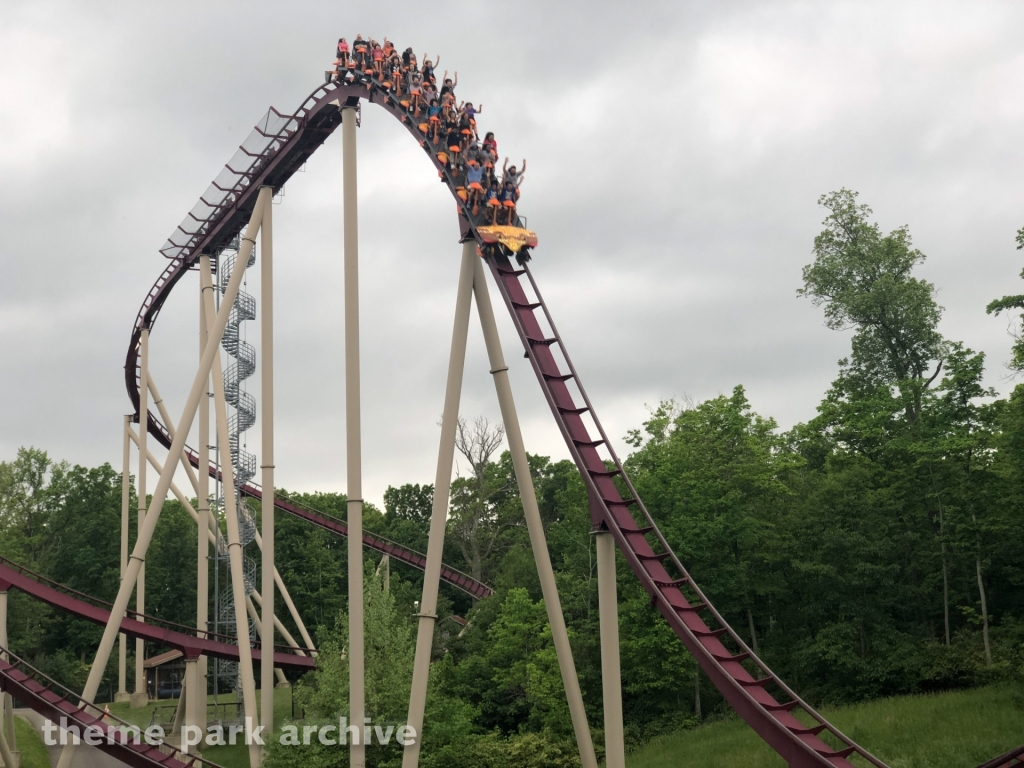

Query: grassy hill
<box><xmin>628</xmin><ymin>684</ymin><xmax>1024</xmax><ymax>768</ymax></box>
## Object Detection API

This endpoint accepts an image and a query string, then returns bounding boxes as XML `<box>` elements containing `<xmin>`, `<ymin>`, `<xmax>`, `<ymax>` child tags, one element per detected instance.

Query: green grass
<box><xmin>628</xmin><ymin>685</ymin><xmax>1024</xmax><ymax>768</ymax></box>
<box><xmin>201</xmin><ymin>742</ymin><xmax>251</xmax><ymax>768</ymax></box>
<box><xmin>14</xmin><ymin>715</ymin><xmax>51</xmax><ymax>768</ymax></box>
<box><xmin>102</xmin><ymin>688</ymin><xmax>295</xmax><ymax>768</ymax></box>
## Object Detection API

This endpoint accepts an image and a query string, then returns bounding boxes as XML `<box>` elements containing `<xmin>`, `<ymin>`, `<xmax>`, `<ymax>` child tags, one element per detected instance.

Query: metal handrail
<box><xmin>0</xmin><ymin>648</ymin><xmax>225</xmax><ymax>768</ymax></box>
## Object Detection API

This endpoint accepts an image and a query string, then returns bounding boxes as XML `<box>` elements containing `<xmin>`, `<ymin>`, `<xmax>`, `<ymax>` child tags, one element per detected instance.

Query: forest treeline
<box><xmin>1</xmin><ymin>190</ymin><xmax>1023</xmax><ymax>766</ymax></box>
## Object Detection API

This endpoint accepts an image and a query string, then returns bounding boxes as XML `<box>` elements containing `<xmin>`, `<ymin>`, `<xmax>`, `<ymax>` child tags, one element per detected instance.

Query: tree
<box><xmin>448</xmin><ymin>417</ymin><xmax>516</xmax><ymax>586</ymax></box>
<box><xmin>625</xmin><ymin>389</ymin><xmax>798</xmax><ymax>657</ymax></box>
<box><xmin>0</xmin><ymin>447</ymin><xmax>62</xmax><ymax>566</ymax></box>
<box><xmin>265</xmin><ymin>568</ymin><xmax>414</xmax><ymax>768</ymax></box>
<box><xmin>924</xmin><ymin>346</ymin><xmax>999</xmax><ymax>665</ymax></box>
<box><xmin>985</xmin><ymin>224</ymin><xmax>1024</xmax><ymax>371</ymax></box>
<box><xmin>382</xmin><ymin>483</ymin><xmax>433</xmax><ymax>555</ymax></box>
<box><xmin>799</xmin><ymin>189</ymin><xmax>946</xmax><ymax>420</ymax></box>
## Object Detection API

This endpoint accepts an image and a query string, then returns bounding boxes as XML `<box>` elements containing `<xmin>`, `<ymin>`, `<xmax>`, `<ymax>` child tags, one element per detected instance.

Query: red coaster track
<box><xmin>0</xmin><ymin>649</ymin><xmax>226</xmax><ymax>768</ymax></box>
<box><xmin>0</xmin><ymin>556</ymin><xmax>315</xmax><ymax>669</ymax></box>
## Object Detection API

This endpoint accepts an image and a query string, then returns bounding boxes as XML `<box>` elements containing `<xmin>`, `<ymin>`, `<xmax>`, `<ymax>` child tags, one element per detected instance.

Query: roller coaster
<box><xmin>0</xmin><ymin>42</ymin><xmax>1018</xmax><ymax>768</ymax></box>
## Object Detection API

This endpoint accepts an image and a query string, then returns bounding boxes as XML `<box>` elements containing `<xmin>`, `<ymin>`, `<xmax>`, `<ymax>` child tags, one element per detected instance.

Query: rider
<box><xmin>352</xmin><ymin>35</ymin><xmax>369</xmax><ymax>69</ymax></box>
<box><xmin>499</xmin><ymin>179</ymin><xmax>519</xmax><ymax>224</ymax></box>
<box><xmin>484</xmin><ymin>180</ymin><xmax>502</xmax><ymax>223</ymax></box>
<box><xmin>371</xmin><ymin>42</ymin><xmax>385</xmax><ymax>76</ymax></box>
<box><xmin>421</xmin><ymin>55</ymin><xmax>439</xmax><ymax>85</ymax></box>
<box><xmin>426</xmin><ymin>98</ymin><xmax>443</xmax><ymax>143</ymax></box>
<box><xmin>502</xmin><ymin>158</ymin><xmax>526</xmax><ymax>189</ymax></box>
<box><xmin>465</xmin><ymin>159</ymin><xmax>485</xmax><ymax>215</ymax></box>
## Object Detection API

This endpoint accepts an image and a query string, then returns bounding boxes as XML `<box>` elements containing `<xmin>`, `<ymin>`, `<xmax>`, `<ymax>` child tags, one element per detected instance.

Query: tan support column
<box><xmin>117</xmin><ymin>415</ymin><xmax>130</xmax><ymax>702</ymax></box>
<box><xmin>182</xmin><ymin>658</ymin><xmax>199</xmax><ymax>753</ymax></box>
<box><xmin>55</xmin><ymin>189</ymin><xmax>270</xmax><ymax>768</ymax></box>
<box><xmin>250</xmin><ymin>592</ymin><xmax>305</xmax><ymax>658</ymax></box>
<box><xmin>260</xmin><ymin>189</ymin><xmax>276</xmax><ymax>746</ymax></box>
<box><xmin>147</xmin><ymin>373</ymin><xmax>316</xmax><ymax>655</ymax></box>
<box><xmin>132</xmin><ymin>327</ymin><xmax>150</xmax><ymax>709</ymax></box>
<box><xmin>472</xmin><ymin>255</ymin><xmax>598</xmax><ymax>768</ymax></box>
<box><xmin>596</xmin><ymin>531</ymin><xmax>625</xmax><ymax>768</ymax></box>
<box><xmin>342</xmin><ymin>105</ymin><xmax>365</xmax><ymax>768</ymax></box>
<box><xmin>402</xmin><ymin>241</ymin><xmax>476</xmax><ymax>768</ymax></box>
<box><xmin>126</xmin><ymin>429</ymin><xmax>305</xmax><ymax>686</ymax></box>
<box><xmin>0</xmin><ymin>589</ymin><xmax>5</xmax><ymax>738</ymax></box>
<box><xmin>170</xmin><ymin>675</ymin><xmax>187</xmax><ymax>736</ymax></box>
<box><xmin>202</xmin><ymin>256</ymin><xmax>263</xmax><ymax>768</ymax></box>
<box><xmin>0</xmin><ymin>722</ymin><xmax>15</xmax><ymax>768</ymax></box>
<box><xmin>0</xmin><ymin>588</ymin><xmax>18</xmax><ymax>765</ymax></box>
<box><xmin>196</xmin><ymin>261</ymin><xmax>212</xmax><ymax>741</ymax></box>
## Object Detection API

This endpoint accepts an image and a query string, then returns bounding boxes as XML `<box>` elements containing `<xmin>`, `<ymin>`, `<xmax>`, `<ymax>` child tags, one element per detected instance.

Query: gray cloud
<box><xmin>1</xmin><ymin>0</ymin><xmax>1023</xmax><ymax>505</ymax></box>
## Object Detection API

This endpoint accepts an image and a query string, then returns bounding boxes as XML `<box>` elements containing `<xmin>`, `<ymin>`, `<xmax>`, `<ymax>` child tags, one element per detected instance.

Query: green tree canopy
<box><xmin>799</xmin><ymin>189</ymin><xmax>946</xmax><ymax>418</ymax></box>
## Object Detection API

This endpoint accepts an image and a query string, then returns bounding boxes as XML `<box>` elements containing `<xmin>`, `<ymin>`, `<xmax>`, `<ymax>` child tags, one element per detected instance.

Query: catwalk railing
<box><xmin>0</xmin><ymin>648</ymin><xmax>225</xmax><ymax>768</ymax></box>
<box><xmin>118</xmin><ymin>73</ymin><xmax>893</xmax><ymax>768</ymax></box>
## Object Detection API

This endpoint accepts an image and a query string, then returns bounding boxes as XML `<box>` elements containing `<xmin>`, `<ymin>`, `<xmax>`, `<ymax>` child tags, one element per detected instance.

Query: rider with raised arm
<box><xmin>502</xmin><ymin>158</ymin><xmax>526</xmax><ymax>189</ymax></box>
<box><xmin>421</xmin><ymin>54</ymin><xmax>439</xmax><ymax>85</ymax></box>
<box><xmin>440</xmin><ymin>71</ymin><xmax>458</xmax><ymax>100</ymax></box>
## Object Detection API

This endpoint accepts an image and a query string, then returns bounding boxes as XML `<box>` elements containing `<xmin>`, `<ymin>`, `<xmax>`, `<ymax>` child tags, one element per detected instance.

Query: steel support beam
<box><xmin>117</xmin><ymin>414</ymin><xmax>130</xmax><ymax>702</ymax></box>
<box><xmin>472</xmin><ymin>255</ymin><xmax>598</xmax><ymax>768</ymax></box>
<box><xmin>182</xmin><ymin>658</ymin><xmax>200</xmax><ymax>754</ymax></box>
<box><xmin>596</xmin><ymin>531</ymin><xmax>625</xmax><ymax>768</ymax></box>
<box><xmin>342</xmin><ymin>105</ymin><xmax>365</xmax><ymax>768</ymax></box>
<box><xmin>260</xmin><ymin>190</ymin><xmax>276</xmax><ymax>747</ymax></box>
<box><xmin>147</xmin><ymin>374</ymin><xmax>316</xmax><ymax>654</ymax></box>
<box><xmin>202</xmin><ymin>255</ymin><xmax>263</xmax><ymax>768</ymax></box>
<box><xmin>133</xmin><ymin>328</ymin><xmax>149</xmax><ymax>708</ymax></box>
<box><xmin>56</xmin><ymin>187</ymin><xmax>270</xmax><ymax>768</ymax></box>
<box><xmin>402</xmin><ymin>240</ymin><xmax>477</xmax><ymax>768</ymax></box>
<box><xmin>0</xmin><ymin>720</ymin><xmax>15</xmax><ymax>768</ymax></box>
<box><xmin>0</xmin><ymin>589</ymin><xmax>18</xmax><ymax>764</ymax></box>
<box><xmin>196</xmin><ymin>262</ymin><xmax>211</xmax><ymax>741</ymax></box>
<box><xmin>126</xmin><ymin>427</ymin><xmax>303</xmax><ymax>681</ymax></box>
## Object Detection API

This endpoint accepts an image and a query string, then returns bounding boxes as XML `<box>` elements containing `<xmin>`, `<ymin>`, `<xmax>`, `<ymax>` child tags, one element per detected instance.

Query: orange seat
<box><xmin>418</xmin><ymin>123</ymin><xmax>429</xmax><ymax>132</ymax></box>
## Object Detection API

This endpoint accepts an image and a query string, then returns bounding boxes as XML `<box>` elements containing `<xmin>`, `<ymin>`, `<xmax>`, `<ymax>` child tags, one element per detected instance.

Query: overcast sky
<box><xmin>2</xmin><ymin>0</ymin><xmax>1023</xmax><ymax>508</ymax></box>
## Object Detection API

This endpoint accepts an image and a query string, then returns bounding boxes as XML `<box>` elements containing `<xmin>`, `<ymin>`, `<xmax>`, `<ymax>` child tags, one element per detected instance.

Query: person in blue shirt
<box><xmin>499</xmin><ymin>179</ymin><xmax>519</xmax><ymax>224</ymax></box>
<box><xmin>465</xmin><ymin>160</ymin><xmax>485</xmax><ymax>215</ymax></box>
<box><xmin>426</xmin><ymin>98</ymin><xmax>442</xmax><ymax>143</ymax></box>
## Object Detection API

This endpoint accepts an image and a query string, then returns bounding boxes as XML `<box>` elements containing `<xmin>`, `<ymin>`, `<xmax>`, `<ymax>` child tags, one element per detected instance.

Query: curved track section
<box><xmin>0</xmin><ymin>649</ymin><xmax>224</xmax><ymax>768</ymax></box>
<box><xmin>0</xmin><ymin>557</ymin><xmax>315</xmax><ymax>670</ymax></box>
<box><xmin>219</xmin><ymin>469</ymin><xmax>493</xmax><ymax>601</ymax></box>
<box><xmin>124</xmin><ymin>74</ymin><xmax>888</xmax><ymax>768</ymax></box>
